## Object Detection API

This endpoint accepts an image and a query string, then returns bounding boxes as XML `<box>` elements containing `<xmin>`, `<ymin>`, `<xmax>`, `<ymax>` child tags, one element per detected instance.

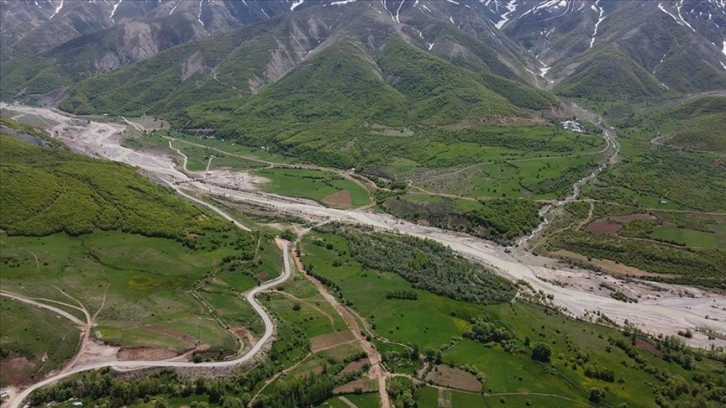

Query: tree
<box><xmin>588</xmin><ymin>387</ymin><xmax>604</xmax><ymax>403</ymax></box>
<box><xmin>153</xmin><ymin>398</ymin><xmax>168</xmax><ymax>408</ymax></box>
<box><xmin>531</xmin><ymin>343</ymin><xmax>552</xmax><ymax>363</ymax></box>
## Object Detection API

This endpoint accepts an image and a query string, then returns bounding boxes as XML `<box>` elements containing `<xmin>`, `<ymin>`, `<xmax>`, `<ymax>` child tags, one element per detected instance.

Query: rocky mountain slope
<box><xmin>1</xmin><ymin>0</ymin><xmax>725</xmax><ymax>104</ymax></box>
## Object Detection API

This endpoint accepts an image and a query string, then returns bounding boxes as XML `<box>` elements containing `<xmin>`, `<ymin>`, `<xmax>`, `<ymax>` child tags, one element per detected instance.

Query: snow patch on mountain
<box><xmin>590</xmin><ymin>0</ymin><xmax>605</xmax><ymax>49</ymax></box>
<box><xmin>676</xmin><ymin>0</ymin><xmax>696</xmax><ymax>32</ymax></box>
<box><xmin>495</xmin><ymin>0</ymin><xmax>517</xmax><ymax>29</ymax></box>
<box><xmin>658</xmin><ymin>2</ymin><xmax>684</xmax><ymax>27</ymax></box>
<box><xmin>49</xmin><ymin>0</ymin><xmax>63</xmax><ymax>19</ymax></box>
<box><xmin>395</xmin><ymin>0</ymin><xmax>405</xmax><ymax>23</ymax></box>
<box><xmin>110</xmin><ymin>0</ymin><xmax>122</xmax><ymax>22</ymax></box>
<box><xmin>290</xmin><ymin>0</ymin><xmax>304</xmax><ymax>11</ymax></box>
<box><xmin>520</xmin><ymin>0</ymin><xmax>568</xmax><ymax>19</ymax></box>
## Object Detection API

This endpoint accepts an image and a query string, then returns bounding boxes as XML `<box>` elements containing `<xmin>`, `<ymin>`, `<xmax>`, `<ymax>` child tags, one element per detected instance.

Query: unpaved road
<box><xmin>2</xmin><ymin>235</ymin><xmax>293</xmax><ymax>408</ymax></box>
<box><xmin>294</xmin><ymin>244</ymin><xmax>391</xmax><ymax>408</ymax></box>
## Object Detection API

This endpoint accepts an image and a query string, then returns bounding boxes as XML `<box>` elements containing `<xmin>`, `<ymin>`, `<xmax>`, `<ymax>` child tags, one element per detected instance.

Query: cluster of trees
<box><xmin>382</xmin><ymin>197</ymin><xmax>541</xmax><ymax>245</ymax></box>
<box><xmin>251</xmin><ymin>374</ymin><xmax>335</xmax><ymax>408</ymax></box>
<box><xmin>319</xmin><ymin>225</ymin><xmax>516</xmax><ymax>304</ymax></box>
<box><xmin>27</xmin><ymin>364</ymin><xmax>340</xmax><ymax>408</ymax></box>
<box><xmin>0</xmin><ymin>133</ymin><xmax>256</xmax><ymax>254</ymax></box>
<box><xmin>583</xmin><ymin>364</ymin><xmax>615</xmax><ymax>382</ymax></box>
<box><xmin>609</xmin><ymin>330</ymin><xmax>726</xmax><ymax>406</ymax></box>
<box><xmin>463</xmin><ymin>318</ymin><xmax>512</xmax><ymax>344</ymax></box>
<box><xmin>28</xmin><ymin>369</ymin><xmax>252</xmax><ymax>407</ymax></box>
<box><xmin>386</xmin><ymin>290</ymin><xmax>418</xmax><ymax>300</ymax></box>
<box><xmin>386</xmin><ymin>377</ymin><xmax>418</xmax><ymax>408</ymax></box>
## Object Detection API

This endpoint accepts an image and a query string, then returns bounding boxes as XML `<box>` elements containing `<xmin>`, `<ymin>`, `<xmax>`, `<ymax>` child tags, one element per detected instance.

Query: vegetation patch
<box><xmin>424</xmin><ymin>364</ymin><xmax>482</xmax><ymax>392</ymax></box>
<box><xmin>312</xmin><ymin>224</ymin><xmax>516</xmax><ymax>304</ymax></box>
<box><xmin>253</xmin><ymin>168</ymin><xmax>370</xmax><ymax>207</ymax></box>
<box><xmin>382</xmin><ymin>195</ymin><xmax>541</xmax><ymax>245</ymax></box>
<box><xmin>310</xmin><ymin>331</ymin><xmax>357</xmax><ymax>353</ymax></box>
<box><xmin>0</xmin><ymin>300</ymin><xmax>78</xmax><ymax>387</ymax></box>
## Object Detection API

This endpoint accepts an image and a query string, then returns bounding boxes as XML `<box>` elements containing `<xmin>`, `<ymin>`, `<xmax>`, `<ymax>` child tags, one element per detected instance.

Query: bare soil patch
<box><xmin>425</xmin><ymin>365</ymin><xmax>482</xmax><ymax>392</ymax></box>
<box><xmin>337</xmin><ymin>358</ymin><xmax>368</xmax><ymax>376</ymax></box>
<box><xmin>295</xmin><ymin>365</ymin><xmax>325</xmax><ymax>378</ymax></box>
<box><xmin>591</xmin><ymin>258</ymin><xmax>671</xmax><ymax>278</ymax></box>
<box><xmin>117</xmin><ymin>348</ymin><xmax>178</xmax><ymax>361</ymax></box>
<box><xmin>333</xmin><ymin>379</ymin><xmax>375</xmax><ymax>394</ymax></box>
<box><xmin>255</xmin><ymin>271</ymin><xmax>268</xmax><ymax>280</ymax></box>
<box><xmin>322</xmin><ymin>190</ymin><xmax>352</xmax><ymax>206</ymax></box>
<box><xmin>635</xmin><ymin>338</ymin><xmax>664</xmax><ymax>357</ymax></box>
<box><xmin>310</xmin><ymin>330</ymin><xmax>356</xmax><ymax>353</ymax></box>
<box><xmin>587</xmin><ymin>220</ymin><xmax>621</xmax><ymax>235</ymax></box>
<box><xmin>0</xmin><ymin>357</ymin><xmax>35</xmax><ymax>386</ymax></box>
<box><xmin>588</xmin><ymin>214</ymin><xmax>657</xmax><ymax>235</ymax></box>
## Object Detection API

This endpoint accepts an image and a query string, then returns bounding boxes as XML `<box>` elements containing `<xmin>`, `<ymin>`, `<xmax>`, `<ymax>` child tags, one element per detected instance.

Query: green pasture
<box><xmin>253</xmin><ymin>168</ymin><xmax>370</xmax><ymax>207</ymax></box>
<box><xmin>300</xmin><ymin>229</ymin><xmax>723</xmax><ymax>408</ymax></box>
<box><xmin>0</xmin><ymin>300</ymin><xmax>79</xmax><ymax>387</ymax></box>
<box><xmin>0</xmin><ymin>230</ymin><xmax>255</xmax><ymax>354</ymax></box>
<box><xmin>650</xmin><ymin>226</ymin><xmax>719</xmax><ymax>248</ymax></box>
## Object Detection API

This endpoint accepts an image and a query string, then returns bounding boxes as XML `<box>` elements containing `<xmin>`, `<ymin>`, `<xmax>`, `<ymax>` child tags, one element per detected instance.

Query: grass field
<box><xmin>253</xmin><ymin>168</ymin><xmax>370</xmax><ymax>207</ymax></box>
<box><xmin>0</xmin><ymin>231</ymin><xmax>256</xmax><ymax>353</ymax></box>
<box><xmin>300</xmin><ymin>228</ymin><xmax>725</xmax><ymax>408</ymax></box>
<box><xmin>0</xmin><ymin>300</ymin><xmax>79</xmax><ymax>387</ymax></box>
<box><xmin>649</xmin><ymin>226</ymin><xmax>719</xmax><ymax>248</ymax></box>
<box><xmin>0</xmin><ymin>126</ymin><xmax>269</xmax><ymax>381</ymax></box>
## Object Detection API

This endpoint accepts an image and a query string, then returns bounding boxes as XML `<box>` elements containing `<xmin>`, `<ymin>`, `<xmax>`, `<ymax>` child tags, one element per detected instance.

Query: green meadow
<box><xmin>299</xmin><ymin>227</ymin><xmax>725</xmax><ymax>408</ymax></box>
<box><xmin>253</xmin><ymin>168</ymin><xmax>371</xmax><ymax>207</ymax></box>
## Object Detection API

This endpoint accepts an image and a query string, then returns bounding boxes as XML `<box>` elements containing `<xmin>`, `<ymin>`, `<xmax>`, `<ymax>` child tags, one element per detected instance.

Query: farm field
<box><xmin>253</xmin><ymin>168</ymin><xmax>370</xmax><ymax>207</ymax></box>
<box><xmin>298</xmin><ymin>226</ymin><xmax>726</xmax><ymax>408</ymax></box>
<box><xmin>538</xmin><ymin>111</ymin><xmax>726</xmax><ymax>288</ymax></box>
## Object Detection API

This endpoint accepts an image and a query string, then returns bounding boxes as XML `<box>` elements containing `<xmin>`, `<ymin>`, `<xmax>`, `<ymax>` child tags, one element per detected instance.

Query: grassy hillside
<box><xmin>555</xmin><ymin>45</ymin><xmax>666</xmax><ymax>101</ymax></box>
<box><xmin>0</xmin><ymin>122</ymin><xmax>267</xmax><ymax>385</ymax></box>
<box><xmin>660</xmin><ymin>96</ymin><xmax>726</xmax><ymax>152</ymax></box>
<box><xmin>0</xmin><ymin>133</ymin><xmax>238</xmax><ymax>242</ymax></box>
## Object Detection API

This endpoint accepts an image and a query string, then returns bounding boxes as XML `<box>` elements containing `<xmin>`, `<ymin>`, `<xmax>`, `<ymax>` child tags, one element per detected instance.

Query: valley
<box><xmin>4</xmin><ymin>102</ymin><xmax>724</xmax><ymax>343</ymax></box>
<box><xmin>2</xmin><ymin>1</ymin><xmax>726</xmax><ymax>407</ymax></box>
<box><xmin>2</xmin><ymin>100</ymin><xmax>724</xmax><ymax>407</ymax></box>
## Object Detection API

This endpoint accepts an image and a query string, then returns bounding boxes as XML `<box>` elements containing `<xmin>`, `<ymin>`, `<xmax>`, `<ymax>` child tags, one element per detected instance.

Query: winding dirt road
<box><xmin>2</xmin><ymin>239</ymin><xmax>293</xmax><ymax>408</ymax></box>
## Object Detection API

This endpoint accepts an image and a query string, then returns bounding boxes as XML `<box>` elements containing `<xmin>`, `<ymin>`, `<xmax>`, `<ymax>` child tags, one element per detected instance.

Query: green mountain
<box><xmin>659</xmin><ymin>95</ymin><xmax>726</xmax><ymax>152</ymax></box>
<box><xmin>554</xmin><ymin>45</ymin><xmax>667</xmax><ymax>101</ymax></box>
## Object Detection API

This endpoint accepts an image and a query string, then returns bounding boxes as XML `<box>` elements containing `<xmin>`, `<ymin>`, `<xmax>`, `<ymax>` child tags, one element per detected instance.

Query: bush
<box><xmin>531</xmin><ymin>343</ymin><xmax>551</xmax><ymax>363</ymax></box>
